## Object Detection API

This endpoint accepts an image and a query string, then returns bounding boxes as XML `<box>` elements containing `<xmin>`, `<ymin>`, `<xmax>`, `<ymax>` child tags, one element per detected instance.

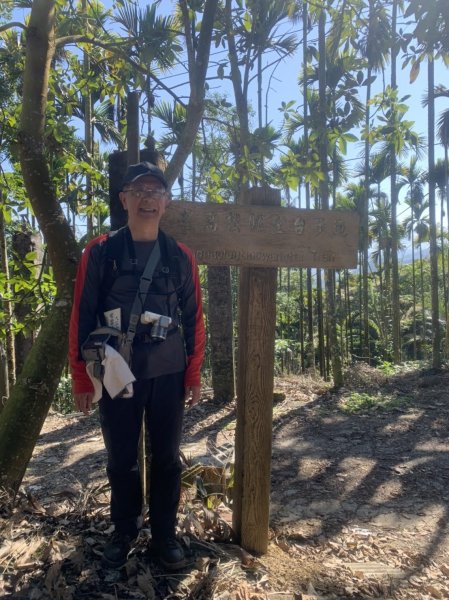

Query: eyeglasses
<box><xmin>123</xmin><ymin>188</ymin><xmax>166</xmax><ymax>201</ymax></box>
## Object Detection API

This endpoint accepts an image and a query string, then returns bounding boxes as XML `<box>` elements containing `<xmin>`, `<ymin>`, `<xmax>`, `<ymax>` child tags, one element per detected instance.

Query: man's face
<box><xmin>119</xmin><ymin>175</ymin><xmax>170</xmax><ymax>226</ymax></box>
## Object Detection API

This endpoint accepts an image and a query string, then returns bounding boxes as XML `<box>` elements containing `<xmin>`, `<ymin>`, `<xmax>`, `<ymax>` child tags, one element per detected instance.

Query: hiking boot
<box><xmin>151</xmin><ymin>537</ymin><xmax>186</xmax><ymax>570</ymax></box>
<box><xmin>102</xmin><ymin>532</ymin><xmax>136</xmax><ymax>568</ymax></box>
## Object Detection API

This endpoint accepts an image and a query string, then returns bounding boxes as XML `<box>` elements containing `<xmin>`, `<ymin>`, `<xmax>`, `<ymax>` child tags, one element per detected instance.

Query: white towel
<box><xmin>86</xmin><ymin>344</ymin><xmax>136</xmax><ymax>402</ymax></box>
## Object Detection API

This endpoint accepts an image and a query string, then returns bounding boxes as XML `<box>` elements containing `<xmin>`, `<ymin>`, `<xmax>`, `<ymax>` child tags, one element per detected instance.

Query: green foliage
<box><xmin>274</xmin><ymin>338</ymin><xmax>300</xmax><ymax>375</ymax></box>
<box><xmin>0</xmin><ymin>220</ymin><xmax>57</xmax><ymax>341</ymax></box>
<box><xmin>52</xmin><ymin>375</ymin><xmax>74</xmax><ymax>415</ymax></box>
<box><xmin>340</xmin><ymin>390</ymin><xmax>412</xmax><ymax>414</ymax></box>
<box><xmin>377</xmin><ymin>361</ymin><xmax>396</xmax><ymax>376</ymax></box>
<box><xmin>403</xmin><ymin>0</ymin><xmax>449</xmax><ymax>57</ymax></box>
<box><xmin>368</xmin><ymin>86</ymin><xmax>424</xmax><ymax>158</ymax></box>
<box><xmin>341</xmin><ymin>391</ymin><xmax>378</xmax><ymax>412</ymax></box>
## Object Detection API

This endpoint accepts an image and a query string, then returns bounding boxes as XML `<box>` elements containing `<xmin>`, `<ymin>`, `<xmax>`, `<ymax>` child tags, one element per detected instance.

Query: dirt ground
<box><xmin>1</xmin><ymin>363</ymin><xmax>449</xmax><ymax>599</ymax></box>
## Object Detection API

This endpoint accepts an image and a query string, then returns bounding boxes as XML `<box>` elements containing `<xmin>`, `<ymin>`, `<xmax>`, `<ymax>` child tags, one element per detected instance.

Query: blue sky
<box><xmin>8</xmin><ymin>1</ymin><xmax>448</xmax><ymax>251</ymax></box>
<box><xmin>11</xmin><ymin>0</ymin><xmax>445</xmax><ymax>172</ymax></box>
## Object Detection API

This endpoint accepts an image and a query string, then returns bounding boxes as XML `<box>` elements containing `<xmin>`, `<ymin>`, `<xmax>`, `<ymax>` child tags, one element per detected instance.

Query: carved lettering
<box><xmin>226</xmin><ymin>211</ymin><xmax>241</xmax><ymax>232</ymax></box>
<box><xmin>272</xmin><ymin>216</ymin><xmax>284</xmax><ymax>233</ymax></box>
<box><xmin>294</xmin><ymin>217</ymin><xmax>305</xmax><ymax>235</ymax></box>
<box><xmin>335</xmin><ymin>219</ymin><xmax>347</xmax><ymax>237</ymax></box>
<box><xmin>206</xmin><ymin>213</ymin><xmax>218</xmax><ymax>232</ymax></box>
<box><xmin>163</xmin><ymin>201</ymin><xmax>359</xmax><ymax>268</ymax></box>
<box><xmin>180</xmin><ymin>209</ymin><xmax>192</xmax><ymax>230</ymax></box>
<box><xmin>249</xmin><ymin>213</ymin><xmax>264</xmax><ymax>231</ymax></box>
<box><xmin>314</xmin><ymin>218</ymin><xmax>324</xmax><ymax>235</ymax></box>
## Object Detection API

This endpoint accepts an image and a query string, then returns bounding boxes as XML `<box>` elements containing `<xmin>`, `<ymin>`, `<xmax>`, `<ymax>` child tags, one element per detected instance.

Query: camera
<box><xmin>140</xmin><ymin>311</ymin><xmax>172</xmax><ymax>341</ymax></box>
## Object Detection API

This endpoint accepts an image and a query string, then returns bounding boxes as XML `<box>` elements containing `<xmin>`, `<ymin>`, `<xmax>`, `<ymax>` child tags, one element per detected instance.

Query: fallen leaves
<box><xmin>7</xmin><ymin>368</ymin><xmax>449</xmax><ymax>600</ymax></box>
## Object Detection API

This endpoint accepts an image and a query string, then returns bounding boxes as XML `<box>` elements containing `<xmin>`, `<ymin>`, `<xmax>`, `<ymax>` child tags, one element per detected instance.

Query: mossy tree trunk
<box><xmin>0</xmin><ymin>0</ymin><xmax>80</xmax><ymax>493</ymax></box>
<box><xmin>0</xmin><ymin>302</ymin><xmax>73</xmax><ymax>492</ymax></box>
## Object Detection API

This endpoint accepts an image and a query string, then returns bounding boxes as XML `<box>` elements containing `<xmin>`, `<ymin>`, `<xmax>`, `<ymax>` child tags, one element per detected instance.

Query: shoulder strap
<box><xmin>158</xmin><ymin>229</ymin><xmax>182</xmax><ymax>289</ymax></box>
<box><xmin>100</xmin><ymin>227</ymin><xmax>126</xmax><ymax>301</ymax></box>
<box><xmin>121</xmin><ymin>240</ymin><xmax>161</xmax><ymax>363</ymax></box>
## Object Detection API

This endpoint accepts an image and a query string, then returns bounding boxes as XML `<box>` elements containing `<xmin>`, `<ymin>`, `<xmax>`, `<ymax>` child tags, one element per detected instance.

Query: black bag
<box><xmin>81</xmin><ymin>326</ymin><xmax>127</xmax><ymax>364</ymax></box>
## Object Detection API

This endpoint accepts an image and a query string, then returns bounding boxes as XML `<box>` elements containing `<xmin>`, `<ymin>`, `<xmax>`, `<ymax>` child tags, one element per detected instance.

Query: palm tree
<box><xmin>426</xmin><ymin>56</ymin><xmax>441</xmax><ymax>368</ymax></box>
<box><xmin>437</xmin><ymin>107</ymin><xmax>449</xmax><ymax>355</ymax></box>
<box><xmin>389</xmin><ymin>0</ymin><xmax>401</xmax><ymax>363</ymax></box>
<box><xmin>369</xmin><ymin>191</ymin><xmax>393</xmax><ymax>356</ymax></box>
<box><xmin>437</xmin><ymin>105</ymin><xmax>449</xmax><ymax>245</ymax></box>
<box><xmin>152</xmin><ymin>101</ymin><xmax>188</xmax><ymax>197</ymax></box>
<box><xmin>224</xmin><ymin>0</ymin><xmax>300</xmax><ymax>185</ymax></box>
<box><xmin>401</xmin><ymin>157</ymin><xmax>426</xmax><ymax>359</ymax></box>
<box><xmin>404</xmin><ymin>0</ymin><xmax>449</xmax><ymax>57</ymax></box>
<box><xmin>247</xmin><ymin>0</ymin><xmax>300</xmax><ymax>127</ymax></box>
<box><xmin>341</xmin><ymin>181</ymin><xmax>366</xmax><ymax>358</ymax></box>
<box><xmin>405</xmin><ymin>0</ymin><xmax>448</xmax><ymax>367</ymax></box>
<box><xmin>370</xmin><ymin>85</ymin><xmax>424</xmax><ymax>362</ymax></box>
<box><xmin>428</xmin><ymin>158</ymin><xmax>449</xmax><ymax>356</ymax></box>
<box><xmin>356</xmin><ymin>0</ymin><xmax>391</xmax><ymax>362</ymax></box>
<box><xmin>114</xmin><ymin>2</ymin><xmax>181</xmax><ymax>142</ymax></box>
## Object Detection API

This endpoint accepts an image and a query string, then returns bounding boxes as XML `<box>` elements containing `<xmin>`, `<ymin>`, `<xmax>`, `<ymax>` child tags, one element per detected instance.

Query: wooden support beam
<box><xmin>233</xmin><ymin>187</ymin><xmax>280</xmax><ymax>554</ymax></box>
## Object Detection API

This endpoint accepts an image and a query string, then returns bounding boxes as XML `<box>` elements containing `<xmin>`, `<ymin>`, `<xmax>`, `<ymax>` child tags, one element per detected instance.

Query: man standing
<box><xmin>69</xmin><ymin>162</ymin><xmax>205</xmax><ymax>570</ymax></box>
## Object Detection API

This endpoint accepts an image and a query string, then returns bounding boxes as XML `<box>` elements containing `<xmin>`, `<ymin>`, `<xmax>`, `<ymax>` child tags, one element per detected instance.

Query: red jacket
<box><xmin>69</xmin><ymin>227</ymin><xmax>205</xmax><ymax>394</ymax></box>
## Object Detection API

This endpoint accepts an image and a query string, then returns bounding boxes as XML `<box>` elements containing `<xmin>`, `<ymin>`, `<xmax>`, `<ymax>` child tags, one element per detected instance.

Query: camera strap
<box><xmin>121</xmin><ymin>237</ymin><xmax>161</xmax><ymax>364</ymax></box>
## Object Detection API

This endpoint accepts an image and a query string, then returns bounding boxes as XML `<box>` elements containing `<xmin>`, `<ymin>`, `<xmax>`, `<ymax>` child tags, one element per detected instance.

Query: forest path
<box><xmin>3</xmin><ymin>364</ymin><xmax>449</xmax><ymax>599</ymax></box>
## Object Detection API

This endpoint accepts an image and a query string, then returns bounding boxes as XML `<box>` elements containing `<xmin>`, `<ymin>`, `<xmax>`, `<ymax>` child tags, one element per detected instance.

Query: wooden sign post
<box><xmin>161</xmin><ymin>191</ymin><xmax>359</xmax><ymax>555</ymax></box>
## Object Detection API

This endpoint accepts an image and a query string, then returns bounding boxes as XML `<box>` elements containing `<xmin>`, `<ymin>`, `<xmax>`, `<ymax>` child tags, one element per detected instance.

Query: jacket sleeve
<box><xmin>69</xmin><ymin>235</ymin><xmax>107</xmax><ymax>394</ymax></box>
<box><xmin>177</xmin><ymin>242</ymin><xmax>205</xmax><ymax>387</ymax></box>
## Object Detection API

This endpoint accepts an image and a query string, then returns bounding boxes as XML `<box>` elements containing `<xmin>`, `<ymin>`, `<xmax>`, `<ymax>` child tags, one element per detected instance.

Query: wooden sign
<box><xmin>161</xmin><ymin>201</ymin><xmax>359</xmax><ymax>269</ymax></box>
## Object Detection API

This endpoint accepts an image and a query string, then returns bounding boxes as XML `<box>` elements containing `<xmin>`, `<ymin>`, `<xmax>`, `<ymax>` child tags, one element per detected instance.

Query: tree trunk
<box><xmin>82</xmin><ymin>0</ymin><xmax>93</xmax><ymax>239</ymax></box>
<box><xmin>0</xmin><ymin>201</ymin><xmax>14</xmax><ymax>400</ymax></box>
<box><xmin>440</xmin><ymin>198</ymin><xmax>447</xmax><ymax>358</ymax></box>
<box><xmin>419</xmin><ymin>242</ymin><xmax>426</xmax><ymax>348</ymax></box>
<box><xmin>427</xmin><ymin>56</ymin><xmax>441</xmax><ymax>368</ymax></box>
<box><xmin>318</xmin><ymin>7</ymin><xmax>342</xmax><ymax>386</ymax></box>
<box><xmin>410</xmin><ymin>202</ymin><xmax>417</xmax><ymax>360</ymax></box>
<box><xmin>345</xmin><ymin>270</ymin><xmax>354</xmax><ymax>358</ymax></box>
<box><xmin>224</xmin><ymin>0</ymin><xmax>251</xmax><ymax>188</ymax></box>
<box><xmin>316</xmin><ymin>268</ymin><xmax>325</xmax><ymax>377</ymax></box>
<box><xmin>0</xmin><ymin>301</ymin><xmax>71</xmax><ymax>492</ymax></box>
<box><xmin>126</xmin><ymin>91</ymin><xmax>140</xmax><ymax>164</ymax></box>
<box><xmin>390</xmin><ymin>0</ymin><xmax>401</xmax><ymax>364</ymax></box>
<box><xmin>297</xmin><ymin>269</ymin><xmax>304</xmax><ymax>372</ymax></box>
<box><xmin>164</xmin><ymin>0</ymin><xmax>219</xmax><ymax>188</ymax></box>
<box><xmin>445</xmin><ymin>143</ymin><xmax>449</xmax><ymax>358</ymax></box>
<box><xmin>207</xmin><ymin>266</ymin><xmax>235</xmax><ymax>403</ymax></box>
<box><xmin>363</xmin><ymin>67</ymin><xmax>372</xmax><ymax>362</ymax></box>
<box><xmin>302</xmin><ymin>0</ymin><xmax>315</xmax><ymax>370</ymax></box>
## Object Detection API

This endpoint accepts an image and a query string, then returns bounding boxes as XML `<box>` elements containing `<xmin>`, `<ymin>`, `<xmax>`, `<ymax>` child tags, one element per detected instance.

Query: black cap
<box><xmin>121</xmin><ymin>161</ymin><xmax>168</xmax><ymax>190</ymax></box>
